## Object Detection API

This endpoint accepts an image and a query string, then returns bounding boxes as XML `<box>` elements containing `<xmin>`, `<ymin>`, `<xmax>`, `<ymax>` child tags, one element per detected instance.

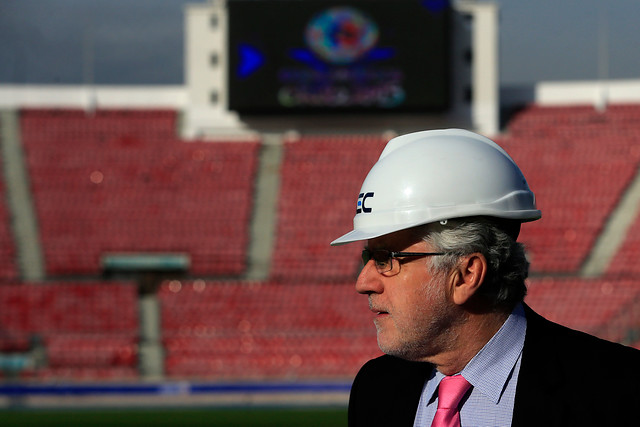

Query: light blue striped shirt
<box><xmin>413</xmin><ymin>303</ymin><xmax>527</xmax><ymax>427</ymax></box>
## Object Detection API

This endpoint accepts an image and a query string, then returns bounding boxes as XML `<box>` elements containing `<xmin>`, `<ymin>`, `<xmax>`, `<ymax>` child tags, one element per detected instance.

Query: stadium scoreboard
<box><xmin>227</xmin><ymin>0</ymin><xmax>451</xmax><ymax>114</ymax></box>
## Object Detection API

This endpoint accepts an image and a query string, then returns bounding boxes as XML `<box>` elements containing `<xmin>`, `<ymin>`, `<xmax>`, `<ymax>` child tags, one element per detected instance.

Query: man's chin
<box><xmin>377</xmin><ymin>338</ymin><xmax>425</xmax><ymax>362</ymax></box>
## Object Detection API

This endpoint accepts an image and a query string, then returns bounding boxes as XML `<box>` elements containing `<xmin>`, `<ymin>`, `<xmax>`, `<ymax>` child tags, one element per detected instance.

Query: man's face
<box><xmin>355</xmin><ymin>228</ymin><xmax>462</xmax><ymax>361</ymax></box>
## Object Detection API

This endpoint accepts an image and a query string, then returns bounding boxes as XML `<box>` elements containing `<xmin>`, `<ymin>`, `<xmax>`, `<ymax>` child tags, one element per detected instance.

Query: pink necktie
<box><xmin>431</xmin><ymin>375</ymin><xmax>472</xmax><ymax>427</ymax></box>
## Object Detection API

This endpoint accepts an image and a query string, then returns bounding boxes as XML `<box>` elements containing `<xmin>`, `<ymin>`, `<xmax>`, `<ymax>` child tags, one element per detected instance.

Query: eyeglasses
<box><xmin>361</xmin><ymin>248</ymin><xmax>447</xmax><ymax>276</ymax></box>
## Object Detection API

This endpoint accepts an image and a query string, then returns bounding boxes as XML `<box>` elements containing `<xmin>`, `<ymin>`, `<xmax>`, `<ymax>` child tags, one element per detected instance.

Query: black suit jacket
<box><xmin>348</xmin><ymin>305</ymin><xmax>640</xmax><ymax>426</ymax></box>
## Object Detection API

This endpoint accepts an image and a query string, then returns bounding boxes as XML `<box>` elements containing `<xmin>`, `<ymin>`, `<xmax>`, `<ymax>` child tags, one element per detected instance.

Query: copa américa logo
<box><xmin>305</xmin><ymin>7</ymin><xmax>379</xmax><ymax>65</ymax></box>
<box><xmin>357</xmin><ymin>192</ymin><xmax>374</xmax><ymax>214</ymax></box>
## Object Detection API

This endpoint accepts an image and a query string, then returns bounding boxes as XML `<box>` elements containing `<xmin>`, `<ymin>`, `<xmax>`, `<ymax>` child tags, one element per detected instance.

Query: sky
<box><xmin>0</xmin><ymin>0</ymin><xmax>638</xmax><ymax>87</ymax></box>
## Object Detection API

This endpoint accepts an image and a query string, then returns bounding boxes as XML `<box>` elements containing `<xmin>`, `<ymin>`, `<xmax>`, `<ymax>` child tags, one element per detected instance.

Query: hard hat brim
<box><xmin>330</xmin><ymin>228</ymin><xmax>387</xmax><ymax>246</ymax></box>
<box><xmin>330</xmin><ymin>223</ymin><xmax>415</xmax><ymax>246</ymax></box>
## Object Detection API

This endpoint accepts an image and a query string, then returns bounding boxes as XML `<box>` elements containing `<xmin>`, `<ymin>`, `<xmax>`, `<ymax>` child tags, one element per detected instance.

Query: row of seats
<box><xmin>164</xmin><ymin>335</ymin><xmax>378</xmax><ymax>379</ymax></box>
<box><xmin>0</xmin><ymin>282</ymin><xmax>139</xmax><ymax>380</ymax></box>
<box><xmin>507</xmin><ymin>104</ymin><xmax>640</xmax><ymax>132</ymax></box>
<box><xmin>0</xmin><ymin>282</ymin><xmax>137</xmax><ymax>335</ymax></box>
<box><xmin>20</xmin><ymin>109</ymin><xmax>177</xmax><ymax>140</ymax></box>
<box><xmin>158</xmin><ymin>280</ymin><xmax>380</xmax><ymax>379</ymax></box>
<box><xmin>157</xmin><ymin>278</ymin><xmax>639</xmax><ymax>379</ymax></box>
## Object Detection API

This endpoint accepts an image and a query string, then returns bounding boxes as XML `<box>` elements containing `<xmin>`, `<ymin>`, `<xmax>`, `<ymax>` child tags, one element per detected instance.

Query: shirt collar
<box><xmin>426</xmin><ymin>303</ymin><xmax>527</xmax><ymax>405</ymax></box>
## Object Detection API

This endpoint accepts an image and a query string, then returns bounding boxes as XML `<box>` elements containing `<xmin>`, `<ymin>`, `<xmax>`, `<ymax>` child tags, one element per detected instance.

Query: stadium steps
<box><xmin>0</xmin><ymin>110</ymin><xmax>45</xmax><ymax>281</ymax></box>
<box><xmin>0</xmin><ymin>136</ymin><xmax>18</xmax><ymax>281</ymax></box>
<box><xmin>581</xmin><ymin>162</ymin><xmax>640</xmax><ymax>277</ymax></box>
<box><xmin>244</xmin><ymin>133</ymin><xmax>284</xmax><ymax>281</ymax></box>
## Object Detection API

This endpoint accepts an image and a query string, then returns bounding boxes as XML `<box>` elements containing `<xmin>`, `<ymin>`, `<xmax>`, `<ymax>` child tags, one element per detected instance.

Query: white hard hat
<box><xmin>331</xmin><ymin>129</ymin><xmax>541</xmax><ymax>246</ymax></box>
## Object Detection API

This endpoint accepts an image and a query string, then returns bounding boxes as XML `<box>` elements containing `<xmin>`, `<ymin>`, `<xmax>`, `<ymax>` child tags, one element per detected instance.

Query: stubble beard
<box><xmin>377</xmin><ymin>273</ymin><xmax>464</xmax><ymax>362</ymax></box>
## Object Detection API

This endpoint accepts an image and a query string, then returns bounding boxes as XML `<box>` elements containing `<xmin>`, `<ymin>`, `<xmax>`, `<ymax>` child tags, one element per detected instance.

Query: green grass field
<box><xmin>0</xmin><ymin>407</ymin><xmax>348</xmax><ymax>427</ymax></box>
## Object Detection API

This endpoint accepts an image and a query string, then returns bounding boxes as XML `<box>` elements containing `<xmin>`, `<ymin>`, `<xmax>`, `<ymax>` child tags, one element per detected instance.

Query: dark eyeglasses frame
<box><xmin>361</xmin><ymin>248</ymin><xmax>448</xmax><ymax>275</ymax></box>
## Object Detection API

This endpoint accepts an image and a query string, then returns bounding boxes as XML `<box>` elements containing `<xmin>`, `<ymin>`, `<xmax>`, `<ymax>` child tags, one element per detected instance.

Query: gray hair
<box><xmin>422</xmin><ymin>217</ymin><xmax>529</xmax><ymax>311</ymax></box>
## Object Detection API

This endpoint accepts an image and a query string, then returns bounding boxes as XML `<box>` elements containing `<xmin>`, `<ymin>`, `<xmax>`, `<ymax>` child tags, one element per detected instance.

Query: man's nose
<box><xmin>355</xmin><ymin>260</ymin><xmax>384</xmax><ymax>295</ymax></box>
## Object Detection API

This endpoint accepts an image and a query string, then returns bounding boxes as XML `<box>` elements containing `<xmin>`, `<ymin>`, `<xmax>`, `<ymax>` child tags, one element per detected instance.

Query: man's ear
<box><xmin>450</xmin><ymin>253</ymin><xmax>487</xmax><ymax>305</ymax></box>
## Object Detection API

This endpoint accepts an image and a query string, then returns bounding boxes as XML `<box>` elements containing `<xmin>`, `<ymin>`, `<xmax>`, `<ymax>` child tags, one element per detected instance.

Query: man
<box><xmin>331</xmin><ymin>129</ymin><xmax>640</xmax><ymax>426</ymax></box>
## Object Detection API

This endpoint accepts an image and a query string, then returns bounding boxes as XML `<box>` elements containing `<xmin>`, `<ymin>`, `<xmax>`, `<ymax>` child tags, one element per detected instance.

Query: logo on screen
<box><xmin>305</xmin><ymin>7</ymin><xmax>379</xmax><ymax>65</ymax></box>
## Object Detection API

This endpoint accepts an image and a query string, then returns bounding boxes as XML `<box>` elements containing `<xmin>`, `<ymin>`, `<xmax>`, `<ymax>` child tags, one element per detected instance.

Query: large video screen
<box><xmin>227</xmin><ymin>0</ymin><xmax>451</xmax><ymax>113</ymax></box>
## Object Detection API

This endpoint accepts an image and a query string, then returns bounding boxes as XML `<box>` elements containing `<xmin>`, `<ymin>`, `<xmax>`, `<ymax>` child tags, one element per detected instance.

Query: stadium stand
<box><xmin>269</xmin><ymin>134</ymin><xmax>389</xmax><ymax>283</ymax></box>
<box><xmin>498</xmin><ymin>105</ymin><xmax>640</xmax><ymax>274</ymax></box>
<box><xmin>0</xmin><ymin>281</ymin><xmax>138</xmax><ymax>380</ymax></box>
<box><xmin>19</xmin><ymin>109</ymin><xmax>260</xmax><ymax>277</ymax></box>
<box><xmin>159</xmin><ymin>279</ymin><xmax>381</xmax><ymax>379</ymax></box>
<box><xmin>1</xmin><ymin>104</ymin><xmax>638</xmax><ymax>384</ymax></box>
